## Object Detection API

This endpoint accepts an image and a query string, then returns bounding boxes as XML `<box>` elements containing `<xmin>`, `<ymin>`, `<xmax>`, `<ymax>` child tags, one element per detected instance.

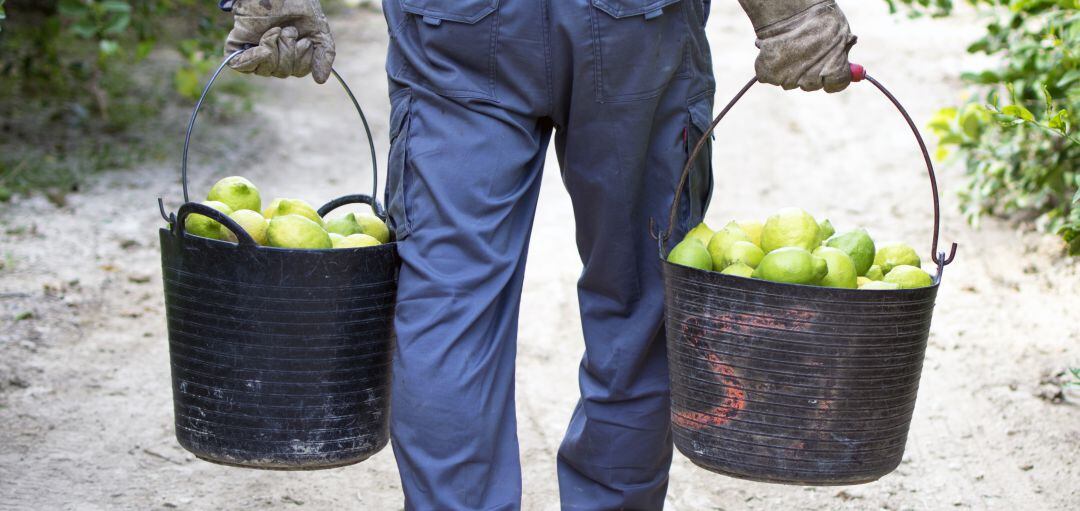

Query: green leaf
<box><xmin>99</xmin><ymin>39</ymin><xmax>120</xmax><ymax>56</ymax></box>
<box><xmin>1002</xmin><ymin>104</ymin><xmax>1037</xmax><ymax>122</ymax></box>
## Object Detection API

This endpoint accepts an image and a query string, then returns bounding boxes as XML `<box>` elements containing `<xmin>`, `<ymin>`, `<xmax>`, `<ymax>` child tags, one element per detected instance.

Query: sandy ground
<box><xmin>2</xmin><ymin>3</ymin><xmax>1078</xmax><ymax>510</ymax></box>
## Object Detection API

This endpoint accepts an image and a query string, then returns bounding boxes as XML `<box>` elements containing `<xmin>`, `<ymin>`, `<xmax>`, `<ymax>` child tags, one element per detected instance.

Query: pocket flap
<box><xmin>400</xmin><ymin>0</ymin><xmax>498</xmax><ymax>24</ymax></box>
<box><xmin>688</xmin><ymin>93</ymin><xmax>714</xmax><ymax>135</ymax></box>
<box><xmin>591</xmin><ymin>0</ymin><xmax>682</xmax><ymax>19</ymax></box>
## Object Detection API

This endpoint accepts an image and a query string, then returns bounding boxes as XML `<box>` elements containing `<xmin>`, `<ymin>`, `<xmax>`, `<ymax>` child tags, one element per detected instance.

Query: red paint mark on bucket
<box><xmin>673</xmin><ymin>352</ymin><xmax>747</xmax><ymax>430</ymax></box>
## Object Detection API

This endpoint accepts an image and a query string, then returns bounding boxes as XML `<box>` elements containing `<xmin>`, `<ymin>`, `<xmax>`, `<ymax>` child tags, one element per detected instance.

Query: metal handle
<box><xmin>657</xmin><ymin>64</ymin><xmax>959</xmax><ymax>279</ymax></box>
<box><xmin>161</xmin><ymin>50</ymin><xmax>383</xmax><ymax>223</ymax></box>
<box><xmin>175</xmin><ymin>202</ymin><xmax>258</xmax><ymax>247</ymax></box>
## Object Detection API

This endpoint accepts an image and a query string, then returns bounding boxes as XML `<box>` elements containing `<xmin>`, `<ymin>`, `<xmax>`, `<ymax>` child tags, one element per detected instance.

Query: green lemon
<box><xmin>266</xmin><ymin>214</ymin><xmax>332</xmax><ymax>249</ymax></box>
<box><xmin>874</xmin><ymin>242</ymin><xmax>921</xmax><ymax>274</ymax></box>
<box><xmin>185</xmin><ymin>201</ymin><xmax>233</xmax><ymax>240</ymax></box>
<box><xmin>325</xmin><ymin>212</ymin><xmax>364</xmax><ymax>236</ymax></box>
<box><xmin>736</xmin><ymin>220</ymin><xmax>764</xmax><ymax>248</ymax></box>
<box><xmin>225</xmin><ymin>209</ymin><xmax>269</xmax><ymax>245</ymax></box>
<box><xmin>724</xmin><ymin>241</ymin><xmax>764</xmax><ymax>269</ymax></box>
<box><xmin>817</xmin><ymin>219</ymin><xmax>835</xmax><ymax>245</ymax></box>
<box><xmin>262</xmin><ymin>198</ymin><xmax>284</xmax><ymax>219</ymax></box>
<box><xmin>334</xmin><ymin>233</ymin><xmax>381</xmax><ymax>248</ymax></box>
<box><xmin>270</xmin><ymin>198</ymin><xmax>324</xmax><ymax>227</ymax></box>
<box><xmin>825</xmin><ymin>229</ymin><xmax>876</xmax><ymax>276</ymax></box>
<box><xmin>329</xmin><ymin>233</ymin><xmax>345</xmax><ymax>243</ymax></box>
<box><xmin>860</xmin><ymin>281</ymin><xmax>901</xmax><ymax>291</ymax></box>
<box><xmin>883</xmin><ymin>265</ymin><xmax>933</xmax><ymax>289</ymax></box>
<box><xmin>813</xmin><ymin>246</ymin><xmax>858</xmax><ymax>289</ymax></box>
<box><xmin>707</xmin><ymin>221</ymin><xmax>751</xmax><ymax>269</ymax></box>
<box><xmin>668</xmin><ymin>238</ymin><xmax>712</xmax><ymax>271</ymax></box>
<box><xmin>752</xmin><ymin>247</ymin><xmax>828</xmax><ymax>285</ymax></box>
<box><xmin>856</xmin><ymin>276</ymin><xmax>872</xmax><ymax>287</ymax></box>
<box><xmin>355</xmin><ymin>211</ymin><xmax>391</xmax><ymax>244</ymax></box>
<box><xmin>207</xmin><ymin>176</ymin><xmax>261</xmax><ymax>213</ymax></box>
<box><xmin>865</xmin><ymin>265</ymin><xmax>884</xmax><ymax>281</ymax></box>
<box><xmin>761</xmin><ymin>207</ymin><xmax>820</xmax><ymax>253</ymax></box>
<box><xmin>686</xmin><ymin>222</ymin><xmax>715</xmax><ymax>247</ymax></box>
<box><xmin>720</xmin><ymin>263</ymin><xmax>755</xmax><ymax>278</ymax></box>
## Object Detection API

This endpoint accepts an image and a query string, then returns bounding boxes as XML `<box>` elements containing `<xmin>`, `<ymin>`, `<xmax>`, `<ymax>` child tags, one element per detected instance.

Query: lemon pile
<box><xmin>668</xmin><ymin>207</ymin><xmax>933</xmax><ymax>290</ymax></box>
<box><xmin>183</xmin><ymin>176</ymin><xmax>390</xmax><ymax>250</ymax></box>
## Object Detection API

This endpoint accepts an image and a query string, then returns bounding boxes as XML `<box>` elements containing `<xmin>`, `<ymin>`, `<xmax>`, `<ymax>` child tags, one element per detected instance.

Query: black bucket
<box><xmin>158</xmin><ymin>53</ymin><xmax>398</xmax><ymax>470</ymax></box>
<box><xmin>655</xmin><ymin>66</ymin><xmax>958</xmax><ymax>485</ymax></box>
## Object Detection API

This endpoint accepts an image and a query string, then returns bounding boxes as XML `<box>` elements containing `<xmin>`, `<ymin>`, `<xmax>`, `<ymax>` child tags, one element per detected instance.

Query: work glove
<box><xmin>222</xmin><ymin>0</ymin><xmax>336</xmax><ymax>84</ymax></box>
<box><xmin>738</xmin><ymin>0</ymin><xmax>857</xmax><ymax>93</ymax></box>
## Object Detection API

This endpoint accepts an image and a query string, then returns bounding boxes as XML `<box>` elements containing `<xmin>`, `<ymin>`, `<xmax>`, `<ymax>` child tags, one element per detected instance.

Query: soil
<box><xmin>1</xmin><ymin>3</ymin><xmax>1077</xmax><ymax>510</ymax></box>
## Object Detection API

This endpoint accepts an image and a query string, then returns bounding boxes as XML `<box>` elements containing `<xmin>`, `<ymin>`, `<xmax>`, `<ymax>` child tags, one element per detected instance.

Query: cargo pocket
<box><xmin>392</xmin><ymin>0</ymin><xmax>499</xmax><ymax>99</ymax></box>
<box><xmin>386</xmin><ymin>91</ymin><xmax>414</xmax><ymax>240</ymax></box>
<box><xmin>589</xmin><ymin>0</ymin><xmax>688</xmax><ymax>103</ymax></box>
<box><xmin>681</xmin><ymin>91</ymin><xmax>715</xmax><ymax>227</ymax></box>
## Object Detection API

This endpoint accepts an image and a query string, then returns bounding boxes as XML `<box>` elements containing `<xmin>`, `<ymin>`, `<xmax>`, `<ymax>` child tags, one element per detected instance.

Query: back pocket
<box><xmin>590</xmin><ymin>0</ymin><xmax>688</xmax><ymax>103</ymax></box>
<box><xmin>392</xmin><ymin>0</ymin><xmax>499</xmax><ymax>99</ymax></box>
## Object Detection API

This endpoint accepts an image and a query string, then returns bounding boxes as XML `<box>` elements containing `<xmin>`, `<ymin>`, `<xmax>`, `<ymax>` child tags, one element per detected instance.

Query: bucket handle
<box><xmin>175</xmin><ymin>201</ymin><xmax>259</xmax><ymax>247</ymax></box>
<box><xmin>654</xmin><ymin>64</ymin><xmax>959</xmax><ymax>279</ymax></box>
<box><xmin>158</xmin><ymin>49</ymin><xmax>384</xmax><ymax>226</ymax></box>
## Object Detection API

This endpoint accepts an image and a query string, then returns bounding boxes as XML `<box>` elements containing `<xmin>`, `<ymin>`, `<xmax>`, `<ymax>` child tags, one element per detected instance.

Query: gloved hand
<box><xmin>223</xmin><ymin>0</ymin><xmax>336</xmax><ymax>84</ymax></box>
<box><xmin>738</xmin><ymin>0</ymin><xmax>857</xmax><ymax>93</ymax></box>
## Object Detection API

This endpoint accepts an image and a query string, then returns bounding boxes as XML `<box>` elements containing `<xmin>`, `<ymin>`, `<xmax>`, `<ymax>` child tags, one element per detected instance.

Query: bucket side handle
<box><xmin>175</xmin><ymin>202</ymin><xmax>259</xmax><ymax>247</ymax></box>
<box><xmin>317</xmin><ymin>194</ymin><xmax>393</xmax><ymax>241</ymax></box>
<box><xmin>654</xmin><ymin>64</ymin><xmax>959</xmax><ymax>280</ymax></box>
<box><xmin>162</xmin><ymin>49</ymin><xmax>383</xmax><ymax>220</ymax></box>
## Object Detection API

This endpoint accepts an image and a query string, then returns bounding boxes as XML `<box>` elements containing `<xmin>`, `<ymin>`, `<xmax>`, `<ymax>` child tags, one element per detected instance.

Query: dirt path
<box><xmin>1</xmin><ymin>4</ymin><xmax>1077</xmax><ymax>510</ymax></box>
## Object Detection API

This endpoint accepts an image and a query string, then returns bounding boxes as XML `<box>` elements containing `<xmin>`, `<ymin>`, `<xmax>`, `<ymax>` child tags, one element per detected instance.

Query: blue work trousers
<box><xmin>382</xmin><ymin>0</ymin><xmax>715</xmax><ymax>508</ymax></box>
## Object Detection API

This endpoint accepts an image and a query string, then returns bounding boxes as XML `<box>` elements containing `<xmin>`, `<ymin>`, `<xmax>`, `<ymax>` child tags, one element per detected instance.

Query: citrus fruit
<box><xmin>334</xmin><ymin>233</ymin><xmax>381</xmax><ymax>248</ymax></box>
<box><xmin>856</xmin><ymin>276</ymin><xmax>872</xmax><ymax>287</ymax></box>
<box><xmin>865</xmin><ymin>265</ymin><xmax>884</xmax><ymax>281</ymax></box>
<box><xmin>817</xmin><ymin>218</ymin><xmax>835</xmax><ymax>245</ymax></box>
<box><xmin>668</xmin><ymin>238</ymin><xmax>712</xmax><ymax>271</ymax></box>
<box><xmin>686</xmin><ymin>222</ymin><xmax>715</xmax><ymax>247</ymax></box>
<box><xmin>724</xmin><ymin>241</ymin><xmax>764</xmax><ymax>269</ymax></box>
<box><xmin>355</xmin><ymin>212</ymin><xmax>391</xmax><ymax>244</ymax></box>
<box><xmin>883</xmin><ymin>265</ymin><xmax>933</xmax><ymax>289</ymax></box>
<box><xmin>860</xmin><ymin>281</ymin><xmax>900</xmax><ymax>291</ymax></box>
<box><xmin>185</xmin><ymin>201</ymin><xmax>233</xmax><ymax>240</ymax></box>
<box><xmin>707</xmin><ymin>221</ymin><xmax>751</xmax><ymax>269</ymax></box>
<box><xmin>325</xmin><ymin>212</ymin><xmax>364</xmax><ymax>236</ymax></box>
<box><xmin>269</xmin><ymin>198</ymin><xmax>323</xmax><ymax>226</ymax></box>
<box><xmin>736</xmin><ymin>220</ymin><xmax>763</xmax><ymax>247</ymax></box>
<box><xmin>207</xmin><ymin>176</ymin><xmax>261</xmax><ymax>213</ymax></box>
<box><xmin>329</xmin><ymin>233</ymin><xmax>345</xmax><ymax>243</ymax></box>
<box><xmin>721</xmin><ymin>263</ymin><xmax>755</xmax><ymax>278</ymax></box>
<box><xmin>874</xmin><ymin>242</ymin><xmax>921</xmax><ymax>273</ymax></box>
<box><xmin>225</xmin><ymin>209</ymin><xmax>269</xmax><ymax>245</ymax></box>
<box><xmin>761</xmin><ymin>207</ymin><xmax>820</xmax><ymax>252</ymax></box>
<box><xmin>825</xmin><ymin>229</ymin><xmax>876</xmax><ymax>276</ymax></box>
<box><xmin>813</xmin><ymin>246</ymin><xmax>858</xmax><ymax>289</ymax></box>
<box><xmin>752</xmin><ymin>247</ymin><xmax>828</xmax><ymax>285</ymax></box>
<box><xmin>266</xmin><ymin>214</ymin><xmax>332</xmax><ymax>249</ymax></box>
<box><xmin>263</xmin><ymin>198</ymin><xmax>284</xmax><ymax>218</ymax></box>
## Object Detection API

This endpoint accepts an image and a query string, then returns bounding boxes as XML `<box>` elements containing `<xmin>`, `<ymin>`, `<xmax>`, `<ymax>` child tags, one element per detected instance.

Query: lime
<box><xmin>874</xmin><ymin>242</ymin><xmax>921</xmax><ymax>274</ymax></box>
<box><xmin>825</xmin><ymin>229</ymin><xmax>875</xmax><ymax>276</ymax></box>
<box><xmin>329</xmin><ymin>233</ymin><xmax>345</xmax><ymax>243</ymax></box>
<box><xmin>883</xmin><ymin>265</ymin><xmax>933</xmax><ymax>289</ymax></box>
<box><xmin>724</xmin><ymin>241</ymin><xmax>764</xmax><ymax>269</ymax></box>
<box><xmin>225</xmin><ymin>209</ymin><xmax>269</xmax><ymax>245</ymax></box>
<box><xmin>761</xmin><ymin>207</ymin><xmax>820</xmax><ymax>252</ymax></box>
<box><xmin>707</xmin><ymin>221</ymin><xmax>751</xmax><ymax>269</ymax></box>
<box><xmin>865</xmin><ymin>265</ymin><xmax>884</xmax><ymax>281</ymax></box>
<box><xmin>856</xmin><ymin>276</ymin><xmax>872</xmax><ymax>287</ymax></box>
<box><xmin>860</xmin><ymin>281</ymin><xmax>901</xmax><ymax>291</ymax></box>
<box><xmin>668</xmin><ymin>238</ymin><xmax>712</xmax><ymax>271</ymax></box>
<box><xmin>752</xmin><ymin>247</ymin><xmax>828</xmax><ymax>285</ymax></box>
<box><xmin>813</xmin><ymin>246</ymin><xmax>858</xmax><ymax>289</ymax></box>
<box><xmin>334</xmin><ymin>233</ymin><xmax>381</xmax><ymax>248</ymax></box>
<box><xmin>817</xmin><ymin>219</ymin><xmax>835</xmax><ymax>245</ymax></box>
<box><xmin>185</xmin><ymin>201</ymin><xmax>233</xmax><ymax>240</ymax></box>
<box><xmin>207</xmin><ymin>176</ymin><xmax>261</xmax><ymax>213</ymax></box>
<box><xmin>736</xmin><ymin>220</ymin><xmax>764</xmax><ymax>247</ymax></box>
<box><xmin>263</xmin><ymin>198</ymin><xmax>284</xmax><ymax>219</ymax></box>
<box><xmin>270</xmin><ymin>198</ymin><xmax>324</xmax><ymax>226</ymax></box>
<box><xmin>266</xmin><ymin>214</ymin><xmax>332</xmax><ymax>249</ymax></box>
<box><xmin>355</xmin><ymin>212</ymin><xmax>391</xmax><ymax>244</ymax></box>
<box><xmin>721</xmin><ymin>263</ymin><xmax>755</xmax><ymax>278</ymax></box>
<box><xmin>686</xmin><ymin>222</ymin><xmax>715</xmax><ymax>247</ymax></box>
<box><xmin>325</xmin><ymin>212</ymin><xmax>364</xmax><ymax>236</ymax></box>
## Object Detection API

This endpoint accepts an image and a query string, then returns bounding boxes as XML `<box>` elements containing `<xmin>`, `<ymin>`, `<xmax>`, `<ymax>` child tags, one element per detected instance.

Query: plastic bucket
<box><xmin>656</xmin><ymin>66</ymin><xmax>957</xmax><ymax>485</ymax></box>
<box><xmin>158</xmin><ymin>53</ymin><xmax>398</xmax><ymax>469</ymax></box>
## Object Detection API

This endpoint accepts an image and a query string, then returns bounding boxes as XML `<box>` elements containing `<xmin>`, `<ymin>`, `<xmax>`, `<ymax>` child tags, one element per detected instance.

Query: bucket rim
<box><xmin>161</xmin><ymin>226</ymin><xmax>398</xmax><ymax>254</ymax></box>
<box><xmin>662</xmin><ymin>259</ymin><xmax>940</xmax><ymax>296</ymax></box>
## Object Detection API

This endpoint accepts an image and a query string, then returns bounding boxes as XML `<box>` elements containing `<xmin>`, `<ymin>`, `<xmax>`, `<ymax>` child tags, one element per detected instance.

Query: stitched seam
<box><xmin>487</xmin><ymin>7</ymin><xmax>498</xmax><ymax>97</ymax></box>
<box><xmin>542</xmin><ymin>0</ymin><xmax>553</xmax><ymax>116</ymax></box>
<box><xmin>590</xmin><ymin>6</ymin><xmax>603</xmax><ymax>103</ymax></box>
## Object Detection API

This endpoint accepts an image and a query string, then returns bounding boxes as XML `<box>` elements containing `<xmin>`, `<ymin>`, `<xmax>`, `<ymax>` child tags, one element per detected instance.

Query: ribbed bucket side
<box><xmin>160</xmin><ymin>230</ymin><xmax>399</xmax><ymax>470</ymax></box>
<box><xmin>662</xmin><ymin>260</ymin><xmax>937</xmax><ymax>485</ymax></box>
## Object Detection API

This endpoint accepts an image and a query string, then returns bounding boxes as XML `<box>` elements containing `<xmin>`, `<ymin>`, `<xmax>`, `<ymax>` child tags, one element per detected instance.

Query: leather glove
<box><xmin>738</xmin><ymin>0</ymin><xmax>857</xmax><ymax>93</ymax></box>
<box><xmin>223</xmin><ymin>0</ymin><xmax>336</xmax><ymax>84</ymax></box>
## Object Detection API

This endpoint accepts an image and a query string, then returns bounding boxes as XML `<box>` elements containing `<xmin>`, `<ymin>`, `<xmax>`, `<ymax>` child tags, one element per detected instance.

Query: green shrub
<box><xmin>890</xmin><ymin>0</ymin><xmax>1079</xmax><ymax>254</ymax></box>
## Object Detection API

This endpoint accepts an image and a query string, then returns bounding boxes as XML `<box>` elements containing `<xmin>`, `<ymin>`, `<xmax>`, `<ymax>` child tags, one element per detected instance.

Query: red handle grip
<box><xmin>850</xmin><ymin>63</ymin><xmax>866</xmax><ymax>83</ymax></box>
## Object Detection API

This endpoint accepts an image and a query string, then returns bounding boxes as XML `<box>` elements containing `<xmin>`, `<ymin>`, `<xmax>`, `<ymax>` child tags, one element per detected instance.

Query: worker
<box><xmin>223</xmin><ymin>1</ymin><xmax>856</xmax><ymax>509</ymax></box>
